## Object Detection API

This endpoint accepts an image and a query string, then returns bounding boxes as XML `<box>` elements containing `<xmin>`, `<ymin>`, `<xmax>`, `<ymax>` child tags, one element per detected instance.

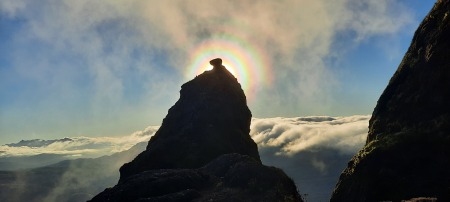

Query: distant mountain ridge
<box><xmin>5</xmin><ymin>138</ymin><xmax>73</xmax><ymax>147</ymax></box>
<box><xmin>0</xmin><ymin>153</ymin><xmax>69</xmax><ymax>171</ymax></box>
<box><xmin>0</xmin><ymin>142</ymin><xmax>147</xmax><ymax>202</ymax></box>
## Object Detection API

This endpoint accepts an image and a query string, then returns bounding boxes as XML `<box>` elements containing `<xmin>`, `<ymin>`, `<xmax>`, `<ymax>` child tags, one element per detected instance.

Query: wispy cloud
<box><xmin>0</xmin><ymin>0</ymin><xmax>415</xmax><ymax>139</ymax></box>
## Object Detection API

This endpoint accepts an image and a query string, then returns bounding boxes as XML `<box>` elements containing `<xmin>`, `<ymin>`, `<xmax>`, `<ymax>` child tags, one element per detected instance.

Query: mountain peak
<box><xmin>118</xmin><ymin>57</ymin><xmax>259</xmax><ymax>182</ymax></box>
<box><xmin>90</xmin><ymin>57</ymin><xmax>303</xmax><ymax>202</ymax></box>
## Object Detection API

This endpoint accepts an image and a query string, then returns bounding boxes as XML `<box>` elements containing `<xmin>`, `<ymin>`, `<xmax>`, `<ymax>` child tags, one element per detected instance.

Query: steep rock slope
<box><xmin>91</xmin><ymin>59</ymin><xmax>302</xmax><ymax>202</ymax></box>
<box><xmin>331</xmin><ymin>1</ymin><xmax>450</xmax><ymax>201</ymax></box>
<box><xmin>119</xmin><ymin>58</ymin><xmax>260</xmax><ymax>182</ymax></box>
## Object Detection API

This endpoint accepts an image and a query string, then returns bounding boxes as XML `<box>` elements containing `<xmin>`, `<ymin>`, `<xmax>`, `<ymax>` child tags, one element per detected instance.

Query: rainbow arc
<box><xmin>186</xmin><ymin>34</ymin><xmax>272</xmax><ymax>102</ymax></box>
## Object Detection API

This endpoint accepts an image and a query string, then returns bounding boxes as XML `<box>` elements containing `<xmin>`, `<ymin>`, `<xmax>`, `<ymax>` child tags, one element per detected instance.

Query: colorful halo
<box><xmin>186</xmin><ymin>34</ymin><xmax>272</xmax><ymax>102</ymax></box>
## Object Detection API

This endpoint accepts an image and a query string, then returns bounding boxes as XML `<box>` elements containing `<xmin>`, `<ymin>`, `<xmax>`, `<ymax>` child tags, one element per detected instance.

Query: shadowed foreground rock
<box><xmin>331</xmin><ymin>1</ymin><xmax>450</xmax><ymax>201</ymax></box>
<box><xmin>90</xmin><ymin>154</ymin><xmax>301</xmax><ymax>202</ymax></box>
<box><xmin>90</xmin><ymin>58</ymin><xmax>302</xmax><ymax>202</ymax></box>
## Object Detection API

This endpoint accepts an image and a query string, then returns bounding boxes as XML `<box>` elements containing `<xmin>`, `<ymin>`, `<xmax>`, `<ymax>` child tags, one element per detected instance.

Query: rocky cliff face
<box><xmin>119</xmin><ymin>58</ymin><xmax>260</xmax><ymax>182</ymax></box>
<box><xmin>331</xmin><ymin>1</ymin><xmax>450</xmax><ymax>201</ymax></box>
<box><xmin>90</xmin><ymin>58</ymin><xmax>302</xmax><ymax>202</ymax></box>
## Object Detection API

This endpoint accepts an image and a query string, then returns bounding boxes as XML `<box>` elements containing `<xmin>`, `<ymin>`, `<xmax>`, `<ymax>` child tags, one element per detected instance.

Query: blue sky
<box><xmin>0</xmin><ymin>0</ymin><xmax>436</xmax><ymax>144</ymax></box>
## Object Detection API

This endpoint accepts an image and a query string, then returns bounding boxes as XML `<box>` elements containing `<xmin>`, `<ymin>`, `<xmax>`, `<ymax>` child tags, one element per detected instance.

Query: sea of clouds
<box><xmin>0</xmin><ymin>116</ymin><xmax>369</xmax><ymax>159</ymax></box>
<box><xmin>0</xmin><ymin>126</ymin><xmax>159</xmax><ymax>159</ymax></box>
<box><xmin>252</xmin><ymin>115</ymin><xmax>369</xmax><ymax>156</ymax></box>
<box><xmin>251</xmin><ymin>115</ymin><xmax>370</xmax><ymax>201</ymax></box>
<box><xmin>0</xmin><ymin>115</ymin><xmax>370</xmax><ymax>201</ymax></box>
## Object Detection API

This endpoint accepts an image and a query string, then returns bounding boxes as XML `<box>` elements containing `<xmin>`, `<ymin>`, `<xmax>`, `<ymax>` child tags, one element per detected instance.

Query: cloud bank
<box><xmin>0</xmin><ymin>126</ymin><xmax>158</xmax><ymax>158</ymax></box>
<box><xmin>251</xmin><ymin>115</ymin><xmax>370</xmax><ymax>201</ymax></box>
<box><xmin>251</xmin><ymin>115</ymin><xmax>370</xmax><ymax>155</ymax></box>
<box><xmin>1</xmin><ymin>116</ymin><xmax>369</xmax><ymax>159</ymax></box>
<box><xmin>0</xmin><ymin>115</ymin><xmax>369</xmax><ymax>201</ymax></box>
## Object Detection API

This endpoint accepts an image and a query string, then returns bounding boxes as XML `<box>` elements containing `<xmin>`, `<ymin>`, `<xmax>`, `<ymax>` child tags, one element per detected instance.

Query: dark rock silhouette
<box><xmin>90</xmin><ymin>59</ymin><xmax>302</xmax><ymax>201</ymax></box>
<box><xmin>331</xmin><ymin>1</ymin><xmax>450</xmax><ymax>201</ymax></box>
<box><xmin>209</xmin><ymin>58</ymin><xmax>223</xmax><ymax>67</ymax></box>
<box><xmin>90</xmin><ymin>153</ymin><xmax>301</xmax><ymax>202</ymax></box>
<box><xmin>119</xmin><ymin>58</ymin><xmax>260</xmax><ymax>182</ymax></box>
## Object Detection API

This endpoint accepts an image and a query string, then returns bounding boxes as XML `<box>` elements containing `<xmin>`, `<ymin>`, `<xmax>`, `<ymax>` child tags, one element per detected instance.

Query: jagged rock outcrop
<box><xmin>119</xmin><ymin>58</ymin><xmax>260</xmax><ymax>181</ymax></box>
<box><xmin>331</xmin><ymin>1</ymin><xmax>450</xmax><ymax>201</ymax></box>
<box><xmin>90</xmin><ymin>58</ymin><xmax>302</xmax><ymax>202</ymax></box>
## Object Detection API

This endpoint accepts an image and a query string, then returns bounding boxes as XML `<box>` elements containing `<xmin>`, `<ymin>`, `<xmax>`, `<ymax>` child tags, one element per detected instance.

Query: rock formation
<box><xmin>90</xmin><ymin>58</ymin><xmax>302</xmax><ymax>202</ymax></box>
<box><xmin>331</xmin><ymin>1</ymin><xmax>450</xmax><ymax>201</ymax></box>
<box><xmin>119</xmin><ymin>57</ymin><xmax>260</xmax><ymax>182</ymax></box>
<box><xmin>90</xmin><ymin>153</ymin><xmax>301</xmax><ymax>202</ymax></box>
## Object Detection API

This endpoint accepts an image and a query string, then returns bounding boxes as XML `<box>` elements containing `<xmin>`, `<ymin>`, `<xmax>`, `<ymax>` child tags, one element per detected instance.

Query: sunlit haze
<box><xmin>0</xmin><ymin>0</ymin><xmax>435</xmax><ymax>144</ymax></box>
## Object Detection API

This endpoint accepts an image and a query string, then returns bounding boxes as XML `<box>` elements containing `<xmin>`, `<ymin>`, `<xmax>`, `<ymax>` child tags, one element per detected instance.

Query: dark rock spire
<box><xmin>89</xmin><ymin>58</ymin><xmax>303</xmax><ymax>201</ymax></box>
<box><xmin>118</xmin><ymin>58</ymin><xmax>260</xmax><ymax>182</ymax></box>
<box><xmin>119</xmin><ymin>58</ymin><xmax>260</xmax><ymax>182</ymax></box>
<box><xmin>331</xmin><ymin>1</ymin><xmax>450</xmax><ymax>201</ymax></box>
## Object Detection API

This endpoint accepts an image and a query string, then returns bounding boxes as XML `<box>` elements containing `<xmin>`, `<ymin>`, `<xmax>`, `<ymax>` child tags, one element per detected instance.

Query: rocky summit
<box><xmin>331</xmin><ymin>1</ymin><xmax>450</xmax><ymax>201</ymax></box>
<box><xmin>90</xmin><ymin>58</ymin><xmax>302</xmax><ymax>202</ymax></box>
<box><xmin>119</xmin><ymin>58</ymin><xmax>260</xmax><ymax>182</ymax></box>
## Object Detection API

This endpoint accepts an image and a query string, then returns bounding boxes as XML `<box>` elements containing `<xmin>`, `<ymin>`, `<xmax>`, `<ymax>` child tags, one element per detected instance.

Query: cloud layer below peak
<box><xmin>0</xmin><ymin>115</ymin><xmax>370</xmax><ymax>201</ymax></box>
<box><xmin>1</xmin><ymin>115</ymin><xmax>369</xmax><ymax>159</ymax></box>
<box><xmin>251</xmin><ymin>115</ymin><xmax>370</xmax><ymax>156</ymax></box>
<box><xmin>0</xmin><ymin>126</ymin><xmax>158</xmax><ymax>158</ymax></box>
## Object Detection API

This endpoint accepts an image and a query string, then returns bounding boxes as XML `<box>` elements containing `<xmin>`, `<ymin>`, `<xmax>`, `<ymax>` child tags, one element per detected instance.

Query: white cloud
<box><xmin>250</xmin><ymin>115</ymin><xmax>370</xmax><ymax>201</ymax></box>
<box><xmin>0</xmin><ymin>0</ymin><xmax>24</xmax><ymax>17</ymax></box>
<box><xmin>0</xmin><ymin>126</ymin><xmax>158</xmax><ymax>158</ymax></box>
<box><xmin>337</xmin><ymin>0</ymin><xmax>414</xmax><ymax>40</ymax></box>
<box><xmin>311</xmin><ymin>157</ymin><xmax>327</xmax><ymax>174</ymax></box>
<box><xmin>251</xmin><ymin>115</ymin><xmax>370</xmax><ymax>155</ymax></box>
<box><xmin>0</xmin><ymin>0</ymin><xmax>414</xmax><ymax>116</ymax></box>
<box><xmin>0</xmin><ymin>116</ymin><xmax>369</xmax><ymax>201</ymax></box>
<box><xmin>1</xmin><ymin>115</ymin><xmax>369</xmax><ymax>159</ymax></box>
